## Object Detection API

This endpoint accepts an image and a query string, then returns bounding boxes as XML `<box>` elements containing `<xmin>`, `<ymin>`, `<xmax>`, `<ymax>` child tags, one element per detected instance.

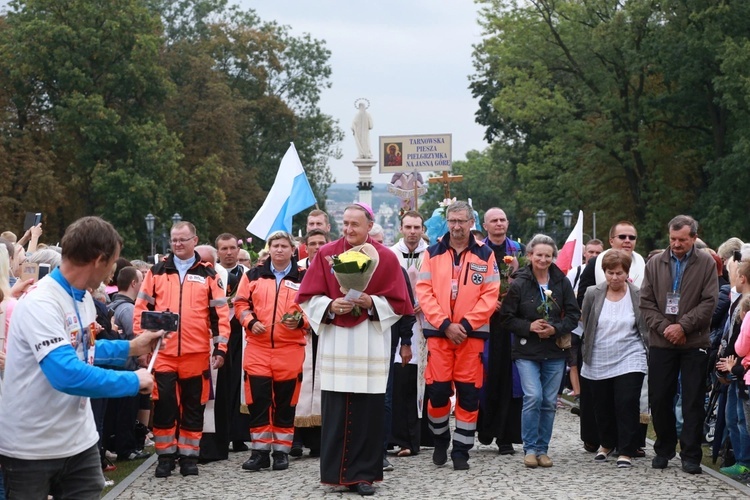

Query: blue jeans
<box><xmin>516</xmin><ymin>358</ymin><xmax>565</xmax><ymax>455</ymax></box>
<box><xmin>726</xmin><ymin>381</ymin><xmax>750</xmax><ymax>466</ymax></box>
<box><xmin>0</xmin><ymin>444</ymin><xmax>104</xmax><ymax>499</ymax></box>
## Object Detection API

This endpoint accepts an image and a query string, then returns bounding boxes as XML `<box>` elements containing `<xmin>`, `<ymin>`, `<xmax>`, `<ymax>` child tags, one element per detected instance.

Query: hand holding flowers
<box><xmin>327</xmin><ymin>244</ymin><xmax>380</xmax><ymax>316</ymax></box>
<box><xmin>536</xmin><ymin>288</ymin><xmax>559</xmax><ymax>321</ymax></box>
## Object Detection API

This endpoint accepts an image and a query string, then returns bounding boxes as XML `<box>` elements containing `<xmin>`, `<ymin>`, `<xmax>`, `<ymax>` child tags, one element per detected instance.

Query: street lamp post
<box><xmin>145</xmin><ymin>212</ymin><xmax>183</xmax><ymax>258</ymax></box>
<box><xmin>536</xmin><ymin>210</ymin><xmax>547</xmax><ymax>231</ymax></box>
<box><xmin>145</xmin><ymin>213</ymin><xmax>155</xmax><ymax>258</ymax></box>
<box><xmin>535</xmin><ymin>209</ymin><xmax>573</xmax><ymax>246</ymax></box>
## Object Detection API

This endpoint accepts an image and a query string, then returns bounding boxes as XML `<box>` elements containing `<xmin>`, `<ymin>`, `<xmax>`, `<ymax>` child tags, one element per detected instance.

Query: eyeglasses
<box><xmin>170</xmin><ymin>236</ymin><xmax>195</xmax><ymax>245</ymax></box>
<box><xmin>615</xmin><ymin>234</ymin><xmax>637</xmax><ymax>241</ymax></box>
<box><xmin>447</xmin><ymin>219</ymin><xmax>471</xmax><ymax>226</ymax></box>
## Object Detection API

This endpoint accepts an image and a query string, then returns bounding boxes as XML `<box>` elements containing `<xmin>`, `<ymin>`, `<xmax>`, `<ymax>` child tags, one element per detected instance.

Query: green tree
<box><xmin>470</xmin><ymin>0</ymin><xmax>750</xmax><ymax>248</ymax></box>
<box><xmin>2</xmin><ymin>0</ymin><xmax>183</xmax><ymax>252</ymax></box>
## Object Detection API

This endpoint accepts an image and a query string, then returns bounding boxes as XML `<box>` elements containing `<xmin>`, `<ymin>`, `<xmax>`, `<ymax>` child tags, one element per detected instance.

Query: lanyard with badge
<box><xmin>665</xmin><ymin>259</ymin><xmax>684</xmax><ymax>315</ymax></box>
<box><xmin>451</xmin><ymin>250</ymin><xmax>465</xmax><ymax>306</ymax></box>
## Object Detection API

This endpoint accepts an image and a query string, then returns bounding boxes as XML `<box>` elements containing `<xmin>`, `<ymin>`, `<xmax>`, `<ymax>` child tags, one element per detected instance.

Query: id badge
<box><xmin>665</xmin><ymin>292</ymin><xmax>680</xmax><ymax>315</ymax></box>
<box><xmin>451</xmin><ymin>279</ymin><xmax>458</xmax><ymax>300</ymax></box>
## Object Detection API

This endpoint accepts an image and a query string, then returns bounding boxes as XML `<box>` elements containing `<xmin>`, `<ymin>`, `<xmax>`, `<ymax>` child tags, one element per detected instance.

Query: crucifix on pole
<box><xmin>428</xmin><ymin>171</ymin><xmax>463</xmax><ymax>199</ymax></box>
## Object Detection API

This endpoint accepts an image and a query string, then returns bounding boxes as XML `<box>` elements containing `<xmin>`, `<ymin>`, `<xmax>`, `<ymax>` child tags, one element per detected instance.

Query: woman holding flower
<box><xmin>234</xmin><ymin>231</ymin><xmax>308</xmax><ymax>473</ymax></box>
<box><xmin>499</xmin><ymin>234</ymin><xmax>580</xmax><ymax>468</ymax></box>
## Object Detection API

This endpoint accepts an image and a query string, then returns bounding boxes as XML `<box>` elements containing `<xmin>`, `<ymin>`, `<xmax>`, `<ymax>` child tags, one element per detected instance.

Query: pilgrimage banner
<box><xmin>378</xmin><ymin>133</ymin><xmax>452</xmax><ymax>173</ymax></box>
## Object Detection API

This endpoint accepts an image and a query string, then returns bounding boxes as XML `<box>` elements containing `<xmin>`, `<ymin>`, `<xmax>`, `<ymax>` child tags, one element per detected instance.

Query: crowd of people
<box><xmin>1</xmin><ymin>203</ymin><xmax>749</xmax><ymax>497</ymax></box>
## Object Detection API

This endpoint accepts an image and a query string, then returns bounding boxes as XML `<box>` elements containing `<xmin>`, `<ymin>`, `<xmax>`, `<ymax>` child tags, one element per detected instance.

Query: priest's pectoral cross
<box><xmin>428</xmin><ymin>171</ymin><xmax>463</xmax><ymax>199</ymax></box>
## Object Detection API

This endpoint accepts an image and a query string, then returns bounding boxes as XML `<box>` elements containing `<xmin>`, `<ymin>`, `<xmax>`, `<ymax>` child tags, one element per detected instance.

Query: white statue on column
<box><xmin>351</xmin><ymin>98</ymin><xmax>372</xmax><ymax>159</ymax></box>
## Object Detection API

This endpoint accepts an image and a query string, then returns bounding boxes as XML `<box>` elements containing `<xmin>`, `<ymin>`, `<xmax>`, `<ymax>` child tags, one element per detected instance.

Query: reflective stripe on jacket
<box><xmin>133</xmin><ymin>252</ymin><xmax>230</xmax><ymax>356</ymax></box>
<box><xmin>416</xmin><ymin>233</ymin><xmax>500</xmax><ymax>340</ymax></box>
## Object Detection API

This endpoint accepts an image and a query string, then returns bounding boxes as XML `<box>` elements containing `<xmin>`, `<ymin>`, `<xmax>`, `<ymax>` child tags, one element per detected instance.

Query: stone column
<box><xmin>353</xmin><ymin>158</ymin><xmax>377</xmax><ymax>207</ymax></box>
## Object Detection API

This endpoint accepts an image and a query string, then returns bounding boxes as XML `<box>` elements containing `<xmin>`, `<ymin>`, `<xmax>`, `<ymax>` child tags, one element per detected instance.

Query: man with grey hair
<box><xmin>640</xmin><ymin>215</ymin><xmax>717</xmax><ymax>474</ymax></box>
<box><xmin>369</xmin><ymin>223</ymin><xmax>385</xmax><ymax>245</ymax></box>
<box><xmin>297</xmin><ymin>203</ymin><xmax>413</xmax><ymax>495</ymax></box>
<box><xmin>417</xmin><ymin>201</ymin><xmax>500</xmax><ymax>470</ymax></box>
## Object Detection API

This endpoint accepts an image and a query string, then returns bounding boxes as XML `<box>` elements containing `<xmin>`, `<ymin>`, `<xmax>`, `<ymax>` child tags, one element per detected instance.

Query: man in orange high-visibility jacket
<box><xmin>234</xmin><ymin>231</ymin><xmax>308</xmax><ymax>473</ymax></box>
<box><xmin>416</xmin><ymin>201</ymin><xmax>500</xmax><ymax>471</ymax></box>
<box><xmin>134</xmin><ymin>221</ymin><xmax>230</xmax><ymax>478</ymax></box>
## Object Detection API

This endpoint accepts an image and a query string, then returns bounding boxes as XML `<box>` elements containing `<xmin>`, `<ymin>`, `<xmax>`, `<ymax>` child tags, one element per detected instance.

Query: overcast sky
<box><xmin>244</xmin><ymin>0</ymin><xmax>489</xmax><ymax>184</ymax></box>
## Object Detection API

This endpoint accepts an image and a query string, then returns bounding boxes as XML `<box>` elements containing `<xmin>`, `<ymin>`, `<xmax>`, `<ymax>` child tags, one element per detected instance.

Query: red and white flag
<box><xmin>556</xmin><ymin>210</ymin><xmax>583</xmax><ymax>275</ymax></box>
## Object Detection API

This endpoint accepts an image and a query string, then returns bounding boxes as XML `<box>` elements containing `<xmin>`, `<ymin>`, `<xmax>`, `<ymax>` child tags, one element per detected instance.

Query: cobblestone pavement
<box><xmin>113</xmin><ymin>407</ymin><xmax>750</xmax><ymax>500</ymax></box>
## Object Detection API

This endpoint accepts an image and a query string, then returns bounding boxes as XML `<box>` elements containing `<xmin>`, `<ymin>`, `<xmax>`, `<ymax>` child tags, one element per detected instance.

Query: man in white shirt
<box><xmin>0</xmin><ymin>216</ymin><xmax>159</xmax><ymax>499</ymax></box>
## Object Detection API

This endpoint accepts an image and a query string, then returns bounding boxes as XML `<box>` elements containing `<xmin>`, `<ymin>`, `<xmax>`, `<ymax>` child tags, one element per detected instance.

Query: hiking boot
<box><xmin>432</xmin><ymin>445</ymin><xmax>448</xmax><ymax>466</ymax></box>
<box><xmin>179</xmin><ymin>457</ymin><xmax>199</xmax><ymax>476</ymax></box>
<box><xmin>452</xmin><ymin>456</ymin><xmax>470</xmax><ymax>470</ymax></box>
<box><xmin>155</xmin><ymin>456</ymin><xmax>175</xmax><ymax>478</ymax></box>
<box><xmin>272</xmin><ymin>451</ymin><xmax>289</xmax><ymax>471</ymax></box>
<box><xmin>242</xmin><ymin>451</ymin><xmax>271</xmax><ymax>471</ymax></box>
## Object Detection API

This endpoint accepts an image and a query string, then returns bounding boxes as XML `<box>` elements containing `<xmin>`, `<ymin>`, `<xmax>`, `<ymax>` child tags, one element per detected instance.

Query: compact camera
<box><xmin>140</xmin><ymin>311</ymin><xmax>179</xmax><ymax>332</ymax></box>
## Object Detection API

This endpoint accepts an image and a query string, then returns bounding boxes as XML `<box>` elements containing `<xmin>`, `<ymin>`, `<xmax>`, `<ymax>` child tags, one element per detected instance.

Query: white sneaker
<box><xmin>144</xmin><ymin>437</ymin><xmax>155</xmax><ymax>447</ymax></box>
<box><xmin>105</xmin><ymin>450</ymin><xmax>117</xmax><ymax>460</ymax></box>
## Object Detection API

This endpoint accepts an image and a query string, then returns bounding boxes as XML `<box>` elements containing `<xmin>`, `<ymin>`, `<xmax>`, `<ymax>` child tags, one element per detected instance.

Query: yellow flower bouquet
<box><xmin>329</xmin><ymin>243</ymin><xmax>380</xmax><ymax>316</ymax></box>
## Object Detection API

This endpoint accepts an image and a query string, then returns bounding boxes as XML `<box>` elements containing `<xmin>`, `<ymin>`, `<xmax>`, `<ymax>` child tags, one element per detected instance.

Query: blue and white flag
<box><xmin>246</xmin><ymin>142</ymin><xmax>317</xmax><ymax>240</ymax></box>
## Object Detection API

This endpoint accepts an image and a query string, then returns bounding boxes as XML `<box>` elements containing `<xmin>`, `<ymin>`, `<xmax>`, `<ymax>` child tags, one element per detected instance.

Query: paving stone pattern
<box><xmin>115</xmin><ymin>408</ymin><xmax>748</xmax><ymax>499</ymax></box>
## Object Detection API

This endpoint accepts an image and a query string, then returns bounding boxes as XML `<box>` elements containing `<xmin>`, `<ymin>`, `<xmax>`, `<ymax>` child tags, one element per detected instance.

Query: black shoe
<box><xmin>634</xmin><ymin>448</ymin><xmax>646</xmax><ymax>458</ymax></box>
<box><xmin>242</xmin><ymin>451</ymin><xmax>271</xmax><ymax>471</ymax></box>
<box><xmin>681</xmin><ymin>460</ymin><xmax>702</xmax><ymax>474</ymax></box>
<box><xmin>272</xmin><ymin>451</ymin><xmax>289</xmax><ymax>471</ymax></box>
<box><xmin>179</xmin><ymin>457</ymin><xmax>199</xmax><ymax>476</ymax></box>
<box><xmin>497</xmin><ymin>444</ymin><xmax>515</xmax><ymax>455</ymax></box>
<box><xmin>383</xmin><ymin>457</ymin><xmax>394</xmax><ymax>472</ymax></box>
<box><xmin>289</xmin><ymin>443</ymin><xmax>303</xmax><ymax>457</ymax></box>
<box><xmin>432</xmin><ymin>445</ymin><xmax>448</xmax><ymax>466</ymax></box>
<box><xmin>118</xmin><ymin>450</ymin><xmax>151</xmax><ymax>461</ymax></box>
<box><xmin>652</xmin><ymin>455</ymin><xmax>670</xmax><ymax>469</ymax></box>
<box><xmin>571</xmin><ymin>406</ymin><xmax>581</xmax><ymax>416</ymax></box>
<box><xmin>309</xmin><ymin>448</ymin><xmax>320</xmax><ymax>457</ymax></box>
<box><xmin>452</xmin><ymin>456</ymin><xmax>470</xmax><ymax>470</ymax></box>
<box><xmin>348</xmin><ymin>483</ymin><xmax>376</xmax><ymax>496</ymax></box>
<box><xmin>232</xmin><ymin>441</ymin><xmax>249</xmax><ymax>452</ymax></box>
<box><xmin>155</xmin><ymin>456</ymin><xmax>175</xmax><ymax>478</ymax></box>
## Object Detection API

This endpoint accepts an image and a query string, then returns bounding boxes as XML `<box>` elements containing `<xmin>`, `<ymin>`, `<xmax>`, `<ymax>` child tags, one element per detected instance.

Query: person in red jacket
<box><xmin>234</xmin><ymin>231</ymin><xmax>308</xmax><ymax>472</ymax></box>
<box><xmin>134</xmin><ymin>221</ymin><xmax>230</xmax><ymax>478</ymax></box>
<box><xmin>416</xmin><ymin>201</ymin><xmax>500</xmax><ymax>471</ymax></box>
